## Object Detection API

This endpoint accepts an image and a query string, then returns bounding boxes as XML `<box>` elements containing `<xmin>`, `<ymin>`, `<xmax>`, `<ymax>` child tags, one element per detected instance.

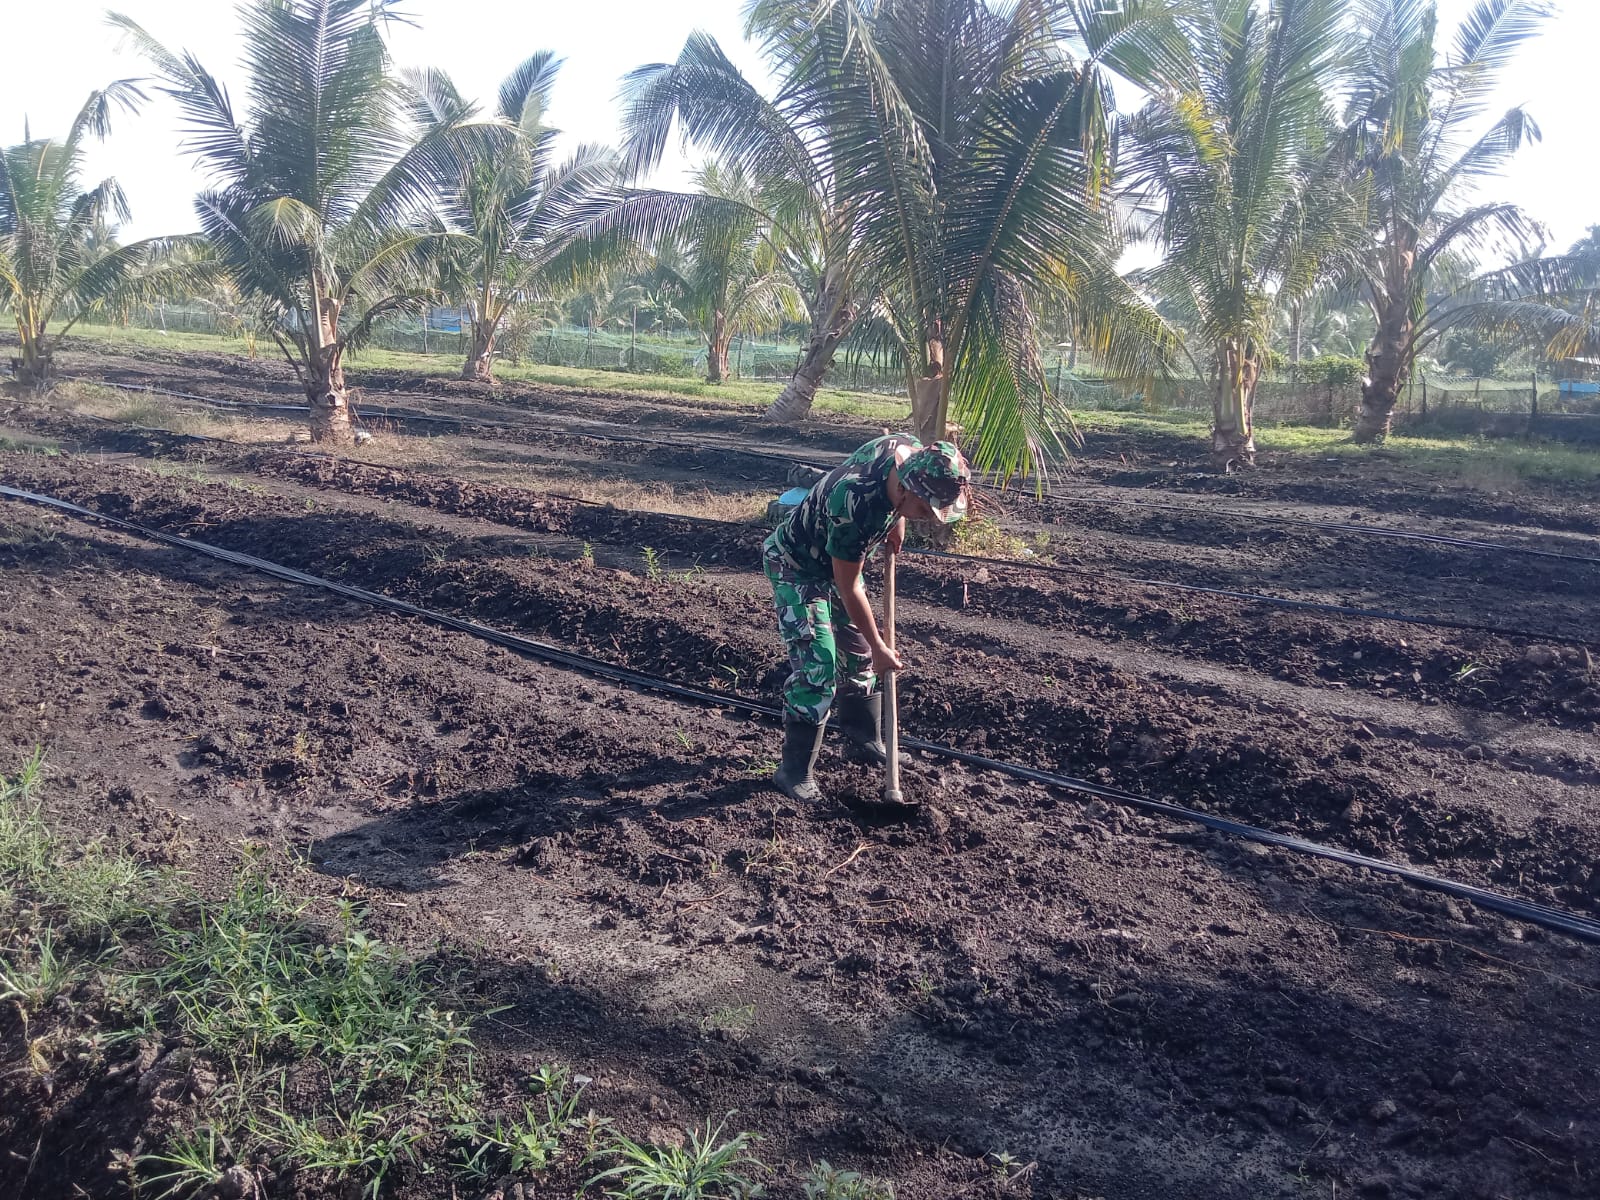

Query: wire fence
<box><xmin>75</xmin><ymin>304</ymin><xmax>1600</xmax><ymax>439</ymax></box>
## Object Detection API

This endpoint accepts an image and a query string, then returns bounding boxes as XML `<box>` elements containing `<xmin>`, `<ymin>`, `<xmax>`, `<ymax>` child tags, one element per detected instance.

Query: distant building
<box><xmin>426</xmin><ymin>307</ymin><xmax>465</xmax><ymax>334</ymax></box>
<box><xmin>1558</xmin><ymin>357</ymin><xmax>1599</xmax><ymax>397</ymax></box>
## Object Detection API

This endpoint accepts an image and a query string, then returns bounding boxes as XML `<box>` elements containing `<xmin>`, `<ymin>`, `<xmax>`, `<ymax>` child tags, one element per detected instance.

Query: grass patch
<box><xmin>64</xmin><ymin>320</ymin><xmax>907</xmax><ymax>426</ymax></box>
<box><xmin>589</xmin><ymin>1120</ymin><xmax>766</xmax><ymax>1199</ymax></box>
<box><xmin>804</xmin><ymin>1161</ymin><xmax>898</xmax><ymax>1200</ymax></box>
<box><xmin>948</xmin><ymin>516</ymin><xmax>1032</xmax><ymax>560</ymax></box>
<box><xmin>1075</xmin><ymin>407</ymin><xmax>1600</xmax><ymax>489</ymax></box>
<box><xmin>0</xmin><ymin>756</ymin><xmax>779</xmax><ymax>1200</ymax></box>
<box><xmin>698</xmin><ymin>1002</ymin><xmax>757</xmax><ymax>1041</ymax></box>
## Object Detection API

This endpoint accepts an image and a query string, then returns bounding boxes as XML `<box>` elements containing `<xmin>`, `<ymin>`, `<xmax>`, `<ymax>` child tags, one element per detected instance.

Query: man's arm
<box><xmin>832</xmin><ymin>556</ymin><xmax>903</xmax><ymax>675</ymax></box>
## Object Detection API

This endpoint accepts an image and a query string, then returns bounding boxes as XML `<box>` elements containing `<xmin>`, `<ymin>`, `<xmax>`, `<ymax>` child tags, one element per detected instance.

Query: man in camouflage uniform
<box><xmin>763</xmin><ymin>435</ymin><xmax>971</xmax><ymax>803</ymax></box>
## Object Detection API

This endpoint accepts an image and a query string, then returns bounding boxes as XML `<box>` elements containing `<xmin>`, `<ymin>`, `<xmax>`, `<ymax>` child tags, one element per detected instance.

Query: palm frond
<box><xmin>107</xmin><ymin>13</ymin><xmax>253</xmax><ymax>185</ymax></box>
<box><xmin>398</xmin><ymin>66</ymin><xmax>476</xmax><ymax>128</ymax></box>
<box><xmin>497</xmin><ymin>51</ymin><xmax>563</xmax><ymax>129</ymax></box>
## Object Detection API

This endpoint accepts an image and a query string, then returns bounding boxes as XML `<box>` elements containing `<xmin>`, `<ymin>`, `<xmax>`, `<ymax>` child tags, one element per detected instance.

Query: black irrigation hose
<box><xmin>74</xmin><ymin>373</ymin><xmax>1600</xmax><ymax>563</ymax></box>
<box><xmin>38</xmin><ymin>383</ymin><xmax>1600</xmax><ymax>647</ymax></box>
<box><xmin>912</xmin><ymin>547</ymin><xmax>1599</xmax><ymax>648</ymax></box>
<box><xmin>5</xmin><ymin>480</ymin><xmax>1600</xmax><ymax>947</ymax></box>
<box><xmin>1057</xmin><ymin>493</ymin><xmax>1600</xmax><ymax>567</ymax></box>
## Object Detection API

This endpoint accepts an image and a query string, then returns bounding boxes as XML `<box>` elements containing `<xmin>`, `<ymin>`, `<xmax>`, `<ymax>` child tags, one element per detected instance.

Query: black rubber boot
<box><xmin>772</xmin><ymin>718</ymin><xmax>826</xmax><ymax>803</ymax></box>
<box><xmin>835</xmin><ymin>691</ymin><xmax>904</xmax><ymax>767</ymax></box>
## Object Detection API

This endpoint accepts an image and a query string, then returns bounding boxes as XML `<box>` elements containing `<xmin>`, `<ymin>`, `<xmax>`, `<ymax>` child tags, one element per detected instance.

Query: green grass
<box><xmin>0</xmin><ymin>755</ymin><xmax>774</xmax><ymax>1200</ymax></box>
<box><xmin>804</xmin><ymin>1161</ymin><xmax>897</xmax><ymax>1200</ymax></box>
<box><xmin>588</xmin><ymin>1120</ymin><xmax>766</xmax><ymax>1199</ymax></box>
<box><xmin>1073</xmin><ymin>407</ymin><xmax>1600</xmax><ymax>488</ymax></box>
<box><xmin>62</xmin><ymin>319</ymin><xmax>907</xmax><ymax>424</ymax></box>
<box><xmin>63</xmin><ymin>319</ymin><xmax>1598</xmax><ymax>489</ymax></box>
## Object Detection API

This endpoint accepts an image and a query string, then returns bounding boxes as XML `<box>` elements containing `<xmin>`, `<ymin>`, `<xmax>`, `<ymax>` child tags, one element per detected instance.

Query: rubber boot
<box><xmin>835</xmin><ymin>691</ymin><xmax>905</xmax><ymax>767</ymax></box>
<box><xmin>772</xmin><ymin>718</ymin><xmax>826</xmax><ymax>803</ymax></box>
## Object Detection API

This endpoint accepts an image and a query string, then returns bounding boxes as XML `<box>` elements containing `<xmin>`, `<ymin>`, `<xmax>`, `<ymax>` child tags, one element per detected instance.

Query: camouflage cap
<box><xmin>898</xmin><ymin>440</ymin><xmax>971</xmax><ymax>524</ymax></box>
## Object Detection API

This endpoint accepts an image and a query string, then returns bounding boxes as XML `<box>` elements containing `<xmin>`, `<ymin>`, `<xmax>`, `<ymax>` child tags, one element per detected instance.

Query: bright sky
<box><xmin>6</xmin><ymin>0</ymin><xmax>1595</xmax><ymax>257</ymax></box>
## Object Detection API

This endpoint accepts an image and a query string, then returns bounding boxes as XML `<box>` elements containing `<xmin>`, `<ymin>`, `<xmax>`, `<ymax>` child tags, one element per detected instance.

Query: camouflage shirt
<box><xmin>765</xmin><ymin>434</ymin><xmax>922</xmax><ymax>582</ymax></box>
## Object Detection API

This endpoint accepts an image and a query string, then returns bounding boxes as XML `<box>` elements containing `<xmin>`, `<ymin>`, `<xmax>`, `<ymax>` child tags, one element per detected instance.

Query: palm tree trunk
<box><xmin>461</xmin><ymin>319</ymin><xmax>497</xmax><ymax>382</ymax></box>
<box><xmin>706</xmin><ymin>310</ymin><xmax>731</xmax><ymax>383</ymax></box>
<box><xmin>1211</xmin><ymin>340</ymin><xmax>1260</xmax><ymax>467</ymax></box>
<box><xmin>766</xmin><ymin>299</ymin><xmax>856</xmax><ymax>422</ymax></box>
<box><xmin>910</xmin><ymin>374</ymin><xmax>944</xmax><ymax>444</ymax></box>
<box><xmin>306</xmin><ymin>345</ymin><xmax>354</xmax><ymax>445</ymax></box>
<box><xmin>1354</xmin><ymin>299</ymin><xmax>1412</xmax><ymax>444</ymax></box>
<box><xmin>907</xmin><ymin>332</ymin><xmax>949</xmax><ymax>445</ymax></box>
<box><xmin>11</xmin><ymin>319</ymin><xmax>55</xmax><ymax>390</ymax></box>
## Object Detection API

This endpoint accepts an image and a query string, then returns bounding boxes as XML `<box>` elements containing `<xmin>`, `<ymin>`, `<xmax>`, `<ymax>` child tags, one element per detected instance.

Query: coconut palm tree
<box><xmin>1438</xmin><ymin>248</ymin><xmax>1600</xmax><ymax>367</ymax></box>
<box><xmin>620</xmin><ymin>30</ymin><xmax>860</xmax><ymax>421</ymax></box>
<box><xmin>110</xmin><ymin>0</ymin><xmax>507</xmax><ymax>443</ymax></box>
<box><xmin>1</xmin><ymin>85</ymin><xmax>203</xmax><ymax>389</ymax></box>
<box><xmin>1344</xmin><ymin>0</ymin><xmax>1553</xmax><ymax>443</ymax></box>
<box><xmin>1099</xmin><ymin>0</ymin><xmax>1368</xmax><ymax>466</ymax></box>
<box><xmin>735</xmin><ymin>0</ymin><xmax>1176</xmax><ymax>485</ymax></box>
<box><xmin>402</xmin><ymin>56</ymin><xmax>622</xmax><ymax>382</ymax></box>
<box><xmin>674</xmin><ymin>163</ymin><xmax>803</xmax><ymax>383</ymax></box>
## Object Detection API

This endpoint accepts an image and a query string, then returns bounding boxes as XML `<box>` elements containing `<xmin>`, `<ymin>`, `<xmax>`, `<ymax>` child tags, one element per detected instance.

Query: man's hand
<box><xmin>886</xmin><ymin>517</ymin><xmax>905</xmax><ymax>556</ymax></box>
<box><xmin>871</xmin><ymin>639</ymin><xmax>904</xmax><ymax>675</ymax></box>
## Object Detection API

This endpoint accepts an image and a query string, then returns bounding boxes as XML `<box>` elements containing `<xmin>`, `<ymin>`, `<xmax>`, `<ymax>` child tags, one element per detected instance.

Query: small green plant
<box><xmin>741</xmin><ymin>835</ymin><xmax>795</xmax><ymax>878</ymax></box>
<box><xmin>804</xmin><ymin>1161</ymin><xmax>896</xmax><ymax>1200</ymax></box>
<box><xmin>0</xmin><ymin>931</ymin><xmax>81</xmax><ymax>1013</ymax></box>
<box><xmin>137</xmin><ymin>1126</ymin><xmax>230</xmax><ymax>1198</ymax></box>
<box><xmin>580</xmin><ymin>542</ymin><xmax>596</xmax><ymax>568</ymax></box>
<box><xmin>641</xmin><ymin>546</ymin><xmax>663</xmax><ymax>581</ymax></box>
<box><xmin>698</xmin><ymin>1003</ymin><xmax>756</xmax><ymax>1041</ymax></box>
<box><xmin>674</xmin><ymin>729</ymin><xmax>693</xmax><ymax>752</ymax></box>
<box><xmin>588</xmin><ymin>1119</ymin><xmax>766</xmax><ymax>1198</ymax></box>
<box><xmin>256</xmin><ymin>1104</ymin><xmax>423</xmax><ymax>1198</ymax></box>
<box><xmin>0</xmin><ymin>749</ymin><xmax>154</xmax><ymax>934</ymax></box>
<box><xmin>950</xmin><ymin>517</ymin><xmax>1028</xmax><ymax>559</ymax></box>
<box><xmin>988</xmin><ymin>1150</ymin><xmax>1023</xmax><ymax>1180</ymax></box>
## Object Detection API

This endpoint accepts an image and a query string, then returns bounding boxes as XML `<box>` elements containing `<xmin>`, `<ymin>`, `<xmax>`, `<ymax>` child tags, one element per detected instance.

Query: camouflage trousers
<box><xmin>762</xmin><ymin>542</ymin><xmax>876</xmax><ymax>724</ymax></box>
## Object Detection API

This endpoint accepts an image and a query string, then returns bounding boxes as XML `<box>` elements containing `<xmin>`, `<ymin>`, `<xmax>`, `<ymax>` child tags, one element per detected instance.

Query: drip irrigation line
<box><xmin>911</xmin><ymin>547</ymin><xmax>1597</xmax><ymax>648</ymax></box>
<box><xmin>68</xmin><ymin>373</ymin><xmax>1600</xmax><ymax>564</ymax></box>
<box><xmin>1054</xmin><ymin>493</ymin><xmax>1600</xmax><ymax>567</ymax></box>
<box><xmin>33</xmin><ymin>389</ymin><xmax>1600</xmax><ymax>646</ymax></box>
<box><xmin>4</xmin><ymin>480</ymin><xmax>1599</xmax><ymax>947</ymax></box>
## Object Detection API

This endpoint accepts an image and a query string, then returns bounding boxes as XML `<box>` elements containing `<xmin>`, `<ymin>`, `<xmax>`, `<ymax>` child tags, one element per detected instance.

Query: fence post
<box><xmin>629</xmin><ymin>307</ymin><xmax>637</xmax><ymax>373</ymax></box>
<box><xmin>1420</xmin><ymin>374</ymin><xmax>1427</xmax><ymax>417</ymax></box>
<box><xmin>1530</xmin><ymin>370</ymin><xmax>1539</xmax><ymax>439</ymax></box>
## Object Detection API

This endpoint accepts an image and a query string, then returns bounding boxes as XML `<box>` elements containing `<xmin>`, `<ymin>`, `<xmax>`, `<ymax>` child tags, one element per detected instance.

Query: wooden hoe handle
<box><xmin>883</xmin><ymin>552</ymin><xmax>903</xmax><ymax>804</ymax></box>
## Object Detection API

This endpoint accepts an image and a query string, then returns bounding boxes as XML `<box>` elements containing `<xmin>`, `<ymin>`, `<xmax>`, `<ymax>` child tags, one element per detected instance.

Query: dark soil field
<box><xmin>2</xmin><ymin>342</ymin><xmax>1599</xmax><ymax>1200</ymax></box>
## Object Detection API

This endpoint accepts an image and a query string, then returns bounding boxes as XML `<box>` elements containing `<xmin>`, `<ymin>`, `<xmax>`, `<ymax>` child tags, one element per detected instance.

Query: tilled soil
<box><xmin>4</xmin><ymin>347</ymin><xmax>1600</xmax><ymax>1199</ymax></box>
<box><xmin>2</xmin><ymin>501</ymin><xmax>1599</xmax><ymax>1200</ymax></box>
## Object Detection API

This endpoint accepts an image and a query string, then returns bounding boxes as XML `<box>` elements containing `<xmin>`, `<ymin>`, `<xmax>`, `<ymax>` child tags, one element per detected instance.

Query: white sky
<box><xmin>6</xmin><ymin>0</ymin><xmax>1596</xmax><ymax>257</ymax></box>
